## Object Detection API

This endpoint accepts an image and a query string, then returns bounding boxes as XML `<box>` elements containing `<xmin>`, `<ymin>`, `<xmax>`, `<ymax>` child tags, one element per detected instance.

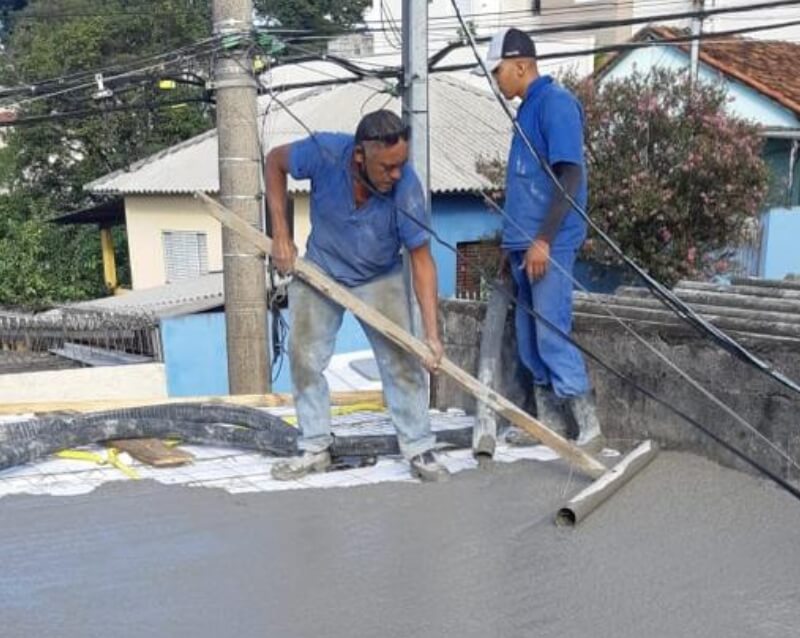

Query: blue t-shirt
<box><xmin>288</xmin><ymin>132</ymin><xmax>430</xmax><ymax>287</ymax></box>
<box><xmin>503</xmin><ymin>75</ymin><xmax>588</xmax><ymax>251</ymax></box>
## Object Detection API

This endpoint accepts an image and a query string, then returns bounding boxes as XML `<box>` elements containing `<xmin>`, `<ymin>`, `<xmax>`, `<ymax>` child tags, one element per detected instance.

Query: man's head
<box><xmin>354</xmin><ymin>110</ymin><xmax>409</xmax><ymax>193</ymax></box>
<box><xmin>481</xmin><ymin>28</ymin><xmax>538</xmax><ymax>100</ymax></box>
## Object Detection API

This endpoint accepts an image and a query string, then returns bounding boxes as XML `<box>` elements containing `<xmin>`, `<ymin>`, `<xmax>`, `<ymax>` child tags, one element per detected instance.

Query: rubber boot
<box><xmin>564</xmin><ymin>392</ymin><xmax>604</xmax><ymax>448</ymax></box>
<box><xmin>506</xmin><ymin>385</ymin><xmax>569</xmax><ymax>447</ymax></box>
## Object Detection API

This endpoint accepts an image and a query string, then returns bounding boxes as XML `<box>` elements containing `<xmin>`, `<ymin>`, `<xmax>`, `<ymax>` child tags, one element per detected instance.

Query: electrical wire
<box><xmin>0</xmin><ymin>36</ymin><xmax>225</xmax><ymax>110</ymax></box>
<box><xmin>265</xmin><ymin>87</ymin><xmax>800</xmax><ymax>501</ymax></box>
<box><xmin>447</xmin><ymin>0</ymin><xmax>800</xmax><ymax>399</ymax></box>
<box><xmin>0</xmin><ymin>34</ymin><xmax>224</xmax><ymax>98</ymax></box>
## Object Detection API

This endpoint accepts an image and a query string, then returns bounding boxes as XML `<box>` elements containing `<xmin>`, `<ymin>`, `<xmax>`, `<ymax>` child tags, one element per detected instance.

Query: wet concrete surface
<box><xmin>1</xmin><ymin>451</ymin><xmax>799</xmax><ymax>638</ymax></box>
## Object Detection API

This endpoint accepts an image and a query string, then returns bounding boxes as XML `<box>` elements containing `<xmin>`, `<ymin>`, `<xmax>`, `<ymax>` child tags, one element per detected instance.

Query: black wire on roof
<box><xmin>262</xmin><ymin>84</ymin><xmax>800</xmax><ymax>503</ymax></box>
<box><xmin>446</xmin><ymin>0</ymin><xmax>800</xmax><ymax>398</ymax></box>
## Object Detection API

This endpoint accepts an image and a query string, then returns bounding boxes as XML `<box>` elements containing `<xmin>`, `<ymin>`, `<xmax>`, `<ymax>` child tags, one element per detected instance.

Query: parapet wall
<box><xmin>434</xmin><ymin>278</ymin><xmax>800</xmax><ymax>485</ymax></box>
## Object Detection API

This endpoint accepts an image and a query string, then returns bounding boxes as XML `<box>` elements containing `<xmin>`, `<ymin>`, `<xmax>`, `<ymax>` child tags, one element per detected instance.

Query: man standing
<box><xmin>482</xmin><ymin>28</ymin><xmax>603</xmax><ymax>447</ymax></box>
<box><xmin>265</xmin><ymin>110</ymin><xmax>450</xmax><ymax>481</ymax></box>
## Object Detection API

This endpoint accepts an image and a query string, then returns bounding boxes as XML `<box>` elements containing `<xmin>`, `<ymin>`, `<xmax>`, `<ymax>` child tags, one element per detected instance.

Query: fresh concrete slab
<box><xmin>0</xmin><ymin>451</ymin><xmax>798</xmax><ymax>638</ymax></box>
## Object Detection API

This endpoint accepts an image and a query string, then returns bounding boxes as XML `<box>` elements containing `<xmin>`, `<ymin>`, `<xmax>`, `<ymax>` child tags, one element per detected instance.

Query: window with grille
<box><xmin>456</xmin><ymin>240</ymin><xmax>502</xmax><ymax>300</ymax></box>
<box><xmin>162</xmin><ymin>231</ymin><xmax>209</xmax><ymax>283</ymax></box>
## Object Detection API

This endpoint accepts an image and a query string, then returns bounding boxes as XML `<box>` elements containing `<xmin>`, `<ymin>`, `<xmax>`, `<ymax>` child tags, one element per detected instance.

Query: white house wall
<box><xmin>125</xmin><ymin>195</ymin><xmax>224</xmax><ymax>290</ymax></box>
<box><xmin>0</xmin><ymin>363</ymin><xmax>167</xmax><ymax>403</ymax></box>
<box><xmin>124</xmin><ymin>194</ymin><xmax>312</xmax><ymax>290</ymax></box>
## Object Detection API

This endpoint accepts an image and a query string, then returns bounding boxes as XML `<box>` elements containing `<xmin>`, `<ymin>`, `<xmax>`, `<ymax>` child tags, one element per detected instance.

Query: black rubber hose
<box><xmin>81</xmin><ymin>402</ymin><xmax>291</xmax><ymax>432</ymax></box>
<box><xmin>1</xmin><ymin>408</ymin><xmax>297</xmax><ymax>450</ymax></box>
<box><xmin>331</xmin><ymin>427</ymin><xmax>474</xmax><ymax>457</ymax></box>
<box><xmin>0</xmin><ymin>417</ymin><xmax>299</xmax><ymax>472</ymax></box>
<box><xmin>0</xmin><ymin>415</ymin><xmax>475</xmax><ymax>472</ymax></box>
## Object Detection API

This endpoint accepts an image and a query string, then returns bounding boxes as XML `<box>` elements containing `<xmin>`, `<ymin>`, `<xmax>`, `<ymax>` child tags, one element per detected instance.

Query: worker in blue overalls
<box><xmin>481</xmin><ymin>28</ymin><xmax>603</xmax><ymax>448</ymax></box>
<box><xmin>264</xmin><ymin>110</ymin><xmax>450</xmax><ymax>481</ymax></box>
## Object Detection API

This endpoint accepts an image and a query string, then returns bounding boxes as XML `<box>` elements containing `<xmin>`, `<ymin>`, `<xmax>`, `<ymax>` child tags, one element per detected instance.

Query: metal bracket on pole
<box><xmin>207</xmin><ymin>77</ymin><xmax>259</xmax><ymax>90</ymax></box>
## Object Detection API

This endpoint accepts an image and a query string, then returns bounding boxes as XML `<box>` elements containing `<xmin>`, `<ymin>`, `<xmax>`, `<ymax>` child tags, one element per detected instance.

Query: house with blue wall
<box><xmin>80</xmin><ymin>74</ymin><xmax>507</xmax><ymax>397</ymax></box>
<box><xmin>596</xmin><ymin>26</ymin><xmax>800</xmax><ymax>279</ymax></box>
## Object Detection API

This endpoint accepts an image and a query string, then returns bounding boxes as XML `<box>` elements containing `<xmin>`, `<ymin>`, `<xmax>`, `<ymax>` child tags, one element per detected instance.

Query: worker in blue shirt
<box><xmin>481</xmin><ymin>28</ymin><xmax>603</xmax><ymax>448</ymax></box>
<box><xmin>264</xmin><ymin>110</ymin><xmax>450</xmax><ymax>482</ymax></box>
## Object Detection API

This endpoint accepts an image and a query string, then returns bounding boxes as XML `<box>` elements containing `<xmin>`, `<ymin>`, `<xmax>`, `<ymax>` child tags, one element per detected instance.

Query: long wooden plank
<box><xmin>0</xmin><ymin>391</ymin><xmax>385</xmax><ymax>416</ymax></box>
<box><xmin>196</xmin><ymin>192</ymin><xmax>607</xmax><ymax>479</ymax></box>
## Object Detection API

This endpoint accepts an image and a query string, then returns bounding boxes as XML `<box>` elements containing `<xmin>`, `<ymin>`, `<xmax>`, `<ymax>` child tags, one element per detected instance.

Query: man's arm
<box><xmin>408</xmin><ymin>243</ymin><xmax>444</xmax><ymax>372</ymax></box>
<box><xmin>522</xmin><ymin>161</ymin><xmax>582</xmax><ymax>281</ymax></box>
<box><xmin>265</xmin><ymin>144</ymin><xmax>297</xmax><ymax>274</ymax></box>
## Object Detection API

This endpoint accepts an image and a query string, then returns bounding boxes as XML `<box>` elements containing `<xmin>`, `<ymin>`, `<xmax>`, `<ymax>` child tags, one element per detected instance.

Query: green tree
<box><xmin>479</xmin><ymin>68</ymin><xmax>770</xmax><ymax>286</ymax></box>
<box><xmin>0</xmin><ymin>0</ymin><xmax>214</xmax><ymax>307</ymax></box>
<box><xmin>0</xmin><ymin>0</ymin><xmax>370</xmax><ymax>308</ymax></box>
<box><xmin>571</xmin><ymin>68</ymin><xmax>769</xmax><ymax>285</ymax></box>
<box><xmin>255</xmin><ymin>0</ymin><xmax>370</xmax><ymax>33</ymax></box>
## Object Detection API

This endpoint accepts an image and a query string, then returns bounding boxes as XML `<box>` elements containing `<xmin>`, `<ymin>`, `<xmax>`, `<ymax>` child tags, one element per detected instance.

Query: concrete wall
<box><xmin>162</xmin><ymin>313</ymin><xmax>230</xmax><ymax>397</ymax></box>
<box><xmin>0</xmin><ymin>363</ymin><xmax>167</xmax><ymax>402</ymax></box>
<box><xmin>124</xmin><ymin>194</ymin><xmax>314</xmax><ymax>291</ymax></box>
<box><xmin>161</xmin><ymin>310</ymin><xmax>370</xmax><ymax>397</ymax></box>
<box><xmin>433</xmin><ymin>293</ymin><xmax>800</xmax><ymax>486</ymax></box>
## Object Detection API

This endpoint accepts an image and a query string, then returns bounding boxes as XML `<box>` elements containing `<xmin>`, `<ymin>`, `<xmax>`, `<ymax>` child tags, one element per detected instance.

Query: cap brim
<box><xmin>471</xmin><ymin>58</ymin><xmax>501</xmax><ymax>76</ymax></box>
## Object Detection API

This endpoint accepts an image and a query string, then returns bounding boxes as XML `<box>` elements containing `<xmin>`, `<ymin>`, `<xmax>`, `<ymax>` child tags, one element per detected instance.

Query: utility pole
<box><xmin>402</xmin><ymin>0</ymin><xmax>430</xmax><ymax>341</ymax></box>
<box><xmin>690</xmin><ymin>0</ymin><xmax>705</xmax><ymax>87</ymax></box>
<box><xmin>212</xmin><ymin>0</ymin><xmax>271</xmax><ymax>393</ymax></box>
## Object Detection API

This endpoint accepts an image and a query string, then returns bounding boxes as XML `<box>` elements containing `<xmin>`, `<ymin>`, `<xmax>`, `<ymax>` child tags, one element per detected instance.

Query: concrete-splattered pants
<box><xmin>508</xmin><ymin>247</ymin><xmax>591</xmax><ymax>398</ymax></box>
<box><xmin>288</xmin><ymin>271</ymin><xmax>436</xmax><ymax>459</ymax></box>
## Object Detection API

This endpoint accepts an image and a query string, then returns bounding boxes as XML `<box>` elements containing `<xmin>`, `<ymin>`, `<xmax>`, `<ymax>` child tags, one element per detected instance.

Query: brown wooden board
<box><xmin>108</xmin><ymin>439</ymin><xmax>194</xmax><ymax>468</ymax></box>
<box><xmin>196</xmin><ymin>192</ymin><xmax>608</xmax><ymax>479</ymax></box>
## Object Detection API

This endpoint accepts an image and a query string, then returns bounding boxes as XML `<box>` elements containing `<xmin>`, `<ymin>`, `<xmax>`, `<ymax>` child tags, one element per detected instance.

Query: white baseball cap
<box><xmin>474</xmin><ymin>27</ymin><xmax>537</xmax><ymax>75</ymax></box>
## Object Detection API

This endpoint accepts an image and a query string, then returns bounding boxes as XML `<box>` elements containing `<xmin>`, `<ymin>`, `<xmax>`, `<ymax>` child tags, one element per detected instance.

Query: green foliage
<box><xmin>0</xmin><ymin>0</ymin><xmax>214</xmax><ymax>307</ymax></box>
<box><xmin>568</xmin><ymin>68</ymin><xmax>769</xmax><ymax>285</ymax></box>
<box><xmin>0</xmin><ymin>193</ymin><xmax>102</xmax><ymax>308</ymax></box>
<box><xmin>255</xmin><ymin>0</ymin><xmax>370</xmax><ymax>33</ymax></box>
<box><xmin>480</xmin><ymin>68</ymin><xmax>770</xmax><ymax>286</ymax></box>
<box><xmin>0</xmin><ymin>0</ymin><xmax>371</xmax><ymax>308</ymax></box>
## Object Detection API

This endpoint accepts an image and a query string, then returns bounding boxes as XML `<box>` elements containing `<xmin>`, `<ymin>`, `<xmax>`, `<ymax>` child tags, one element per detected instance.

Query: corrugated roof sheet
<box><xmin>66</xmin><ymin>272</ymin><xmax>227</xmax><ymax>319</ymax></box>
<box><xmin>85</xmin><ymin>74</ymin><xmax>510</xmax><ymax>196</ymax></box>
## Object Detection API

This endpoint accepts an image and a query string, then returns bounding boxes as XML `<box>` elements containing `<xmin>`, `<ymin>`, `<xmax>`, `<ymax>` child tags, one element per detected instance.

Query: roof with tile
<box><xmin>598</xmin><ymin>26</ymin><xmax>800</xmax><ymax>117</ymax></box>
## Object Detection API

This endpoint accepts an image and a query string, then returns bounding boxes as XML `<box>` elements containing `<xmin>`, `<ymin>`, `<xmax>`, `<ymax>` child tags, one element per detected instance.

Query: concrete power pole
<box><xmin>402</xmin><ymin>0</ymin><xmax>430</xmax><ymax>340</ymax></box>
<box><xmin>212</xmin><ymin>0</ymin><xmax>271</xmax><ymax>393</ymax></box>
<box><xmin>690</xmin><ymin>0</ymin><xmax>705</xmax><ymax>87</ymax></box>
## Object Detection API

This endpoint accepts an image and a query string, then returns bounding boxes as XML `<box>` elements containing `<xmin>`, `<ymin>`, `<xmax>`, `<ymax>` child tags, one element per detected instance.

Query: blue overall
<box><xmin>287</xmin><ymin>133</ymin><xmax>436</xmax><ymax>458</ymax></box>
<box><xmin>503</xmin><ymin>76</ymin><xmax>591</xmax><ymax>398</ymax></box>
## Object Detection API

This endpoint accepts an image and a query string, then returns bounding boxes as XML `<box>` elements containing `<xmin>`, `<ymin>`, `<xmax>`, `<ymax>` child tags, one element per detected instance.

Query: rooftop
<box><xmin>64</xmin><ymin>272</ymin><xmax>226</xmax><ymax>319</ymax></box>
<box><xmin>85</xmin><ymin>74</ymin><xmax>510</xmax><ymax>197</ymax></box>
<box><xmin>598</xmin><ymin>26</ymin><xmax>800</xmax><ymax>117</ymax></box>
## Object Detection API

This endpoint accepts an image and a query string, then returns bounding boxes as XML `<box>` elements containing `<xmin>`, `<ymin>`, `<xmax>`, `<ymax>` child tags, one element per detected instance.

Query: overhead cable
<box><xmin>447</xmin><ymin>0</ymin><xmax>800</xmax><ymax>397</ymax></box>
<box><xmin>264</xmin><ymin>88</ymin><xmax>800</xmax><ymax>503</ymax></box>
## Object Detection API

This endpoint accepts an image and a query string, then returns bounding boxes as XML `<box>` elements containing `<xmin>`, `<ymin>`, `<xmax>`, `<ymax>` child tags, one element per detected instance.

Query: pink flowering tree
<box><xmin>564</xmin><ymin>67</ymin><xmax>769</xmax><ymax>285</ymax></box>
